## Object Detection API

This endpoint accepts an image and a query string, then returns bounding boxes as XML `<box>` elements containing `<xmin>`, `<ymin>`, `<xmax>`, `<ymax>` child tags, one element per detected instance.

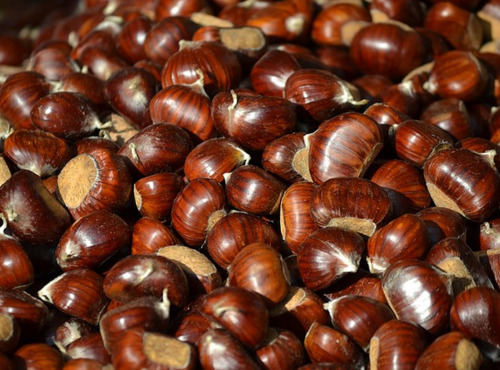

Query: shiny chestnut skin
<box><xmin>310</xmin><ymin>177</ymin><xmax>392</xmax><ymax>237</ymax></box>
<box><xmin>367</xmin><ymin>214</ymin><xmax>432</xmax><ymax>274</ymax></box>
<box><xmin>28</xmin><ymin>46</ymin><xmax>78</xmax><ymax>82</ymax></box>
<box><xmin>393</xmin><ymin>119</ymin><xmax>454</xmax><ymax>168</ymax></box>
<box><xmin>57</xmin><ymin>72</ymin><xmax>108</xmax><ymax>115</ymax></box>
<box><xmin>13</xmin><ymin>343</ymin><xmax>64</xmax><ymax>370</ymax></box>
<box><xmin>325</xmin><ymin>295</ymin><xmax>395</xmax><ymax>351</ymax></box>
<box><xmin>212</xmin><ymin>90</ymin><xmax>296</xmax><ymax>151</ymax></box>
<box><xmin>479</xmin><ymin>217</ymin><xmax>500</xmax><ymax>251</ymax></box>
<box><xmin>57</xmin><ymin>148</ymin><xmax>132</xmax><ymax>220</ymax></box>
<box><xmin>256</xmin><ymin>328</ymin><xmax>305</xmax><ymax>370</ymax></box>
<box><xmin>66</xmin><ymin>332</ymin><xmax>111</xmax><ymax>365</ymax></box>
<box><xmin>171</xmin><ymin>177</ymin><xmax>226</xmax><ymax>246</ymax></box>
<box><xmin>206</xmin><ymin>212</ymin><xmax>281</xmax><ymax>269</ymax></box>
<box><xmin>225</xmin><ymin>165</ymin><xmax>286</xmax><ymax>215</ymax></box>
<box><xmin>350</xmin><ymin>22</ymin><xmax>427</xmax><ymax>80</ymax></box>
<box><xmin>369</xmin><ymin>159</ymin><xmax>431</xmax><ymax>217</ymax></box>
<box><xmin>161</xmin><ymin>40</ymin><xmax>242</xmax><ymax>97</ymax></box>
<box><xmin>104</xmin><ymin>67</ymin><xmax>156</xmax><ymax>130</ymax></box>
<box><xmin>0</xmin><ymin>236</ymin><xmax>34</xmax><ymax>290</ymax></box>
<box><xmin>424</xmin><ymin>50</ymin><xmax>489</xmax><ymax>101</ymax></box>
<box><xmin>0</xmin><ymin>170</ymin><xmax>71</xmax><ymax>245</ymax></box>
<box><xmin>297</xmin><ymin>227</ymin><xmax>365</xmax><ymax>291</ymax></box>
<box><xmin>184</xmin><ymin>137</ymin><xmax>250</xmax><ymax>182</ymax></box>
<box><xmin>417</xmin><ymin>206</ymin><xmax>467</xmax><ymax>245</ymax></box>
<box><xmin>382</xmin><ymin>259</ymin><xmax>453</xmax><ymax>335</ymax></box>
<box><xmin>115</xmin><ymin>15</ymin><xmax>152</xmax><ymax>64</ymax></box>
<box><xmin>0</xmin><ymin>313</ymin><xmax>20</xmax><ymax>353</ymax></box>
<box><xmin>78</xmin><ymin>47</ymin><xmax>129</xmax><ymax>81</ymax></box>
<box><xmin>156</xmin><ymin>0</ymin><xmax>210</xmax><ymax>18</ymax></box>
<box><xmin>200</xmin><ymin>286</ymin><xmax>269</xmax><ymax>349</ymax></box>
<box><xmin>424</xmin><ymin>148</ymin><xmax>500</xmax><ymax>223</ymax></box>
<box><xmin>131</xmin><ymin>217</ymin><xmax>180</xmax><ymax>255</ymax></box>
<box><xmin>228</xmin><ymin>242</ymin><xmax>290</xmax><ymax>305</ymax></box>
<box><xmin>370</xmin><ymin>0</ymin><xmax>425</xmax><ymax>27</ymax></box>
<box><xmin>370</xmin><ymin>319</ymin><xmax>429</xmax><ymax>370</ymax></box>
<box><xmin>103</xmin><ymin>254</ymin><xmax>189</xmax><ymax>307</ymax></box>
<box><xmin>38</xmin><ymin>269</ymin><xmax>109</xmax><ymax>326</ymax></box>
<box><xmin>0</xmin><ymin>289</ymin><xmax>48</xmax><ymax>334</ymax></box>
<box><xmin>324</xmin><ymin>271</ymin><xmax>387</xmax><ymax>304</ymax></box>
<box><xmin>0</xmin><ymin>71</ymin><xmax>51</xmax><ymax>130</ymax></box>
<box><xmin>56</xmin><ymin>211</ymin><xmax>130</xmax><ymax>271</ymax></box>
<box><xmin>3</xmin><ymin>129</ymin><xmax>74</xmax><ymax>178</ymax></box>
<box><xmin>306</xmin><ymin>112</ymin><xmax>382</xmax><ymax>184</ymax></box>
<box><xmin>118</xmin><ymin>123</ymin><xmax>193</xmax><ymax>177</ymax></box>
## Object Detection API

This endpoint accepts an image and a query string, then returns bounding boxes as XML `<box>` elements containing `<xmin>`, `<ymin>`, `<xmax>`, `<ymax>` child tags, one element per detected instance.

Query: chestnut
<box><xmin>0</xmin><ymin>313</ymin><xmax>20</xmax><ymax>353</ymax></box>
<box><xmin>58</xmin><ymin>72</ymin><xmax>109</xmax><ymax>115</ymax></box>
<box><xmin>369</xmin><ymin>0</ymin><xmax>425</xmax><ymax>27</ymax></box>
<box><xmin>115</xmin><ymin>15</ymin><xmax>152</xmax><ymax>64</ymax></box>
<box><xmin>103</xmin><ymin>254</ymin><xmax>189</xmax><ymax>307</ymax></box>
<box><xmin>0</xmin><ymin>289</ymin><xmax>48</xmax><ymax>334</ymax></box>
<box><xmin>206</xmin><ymin>212</ymin><xmax>280</xmax><ymax>269</ymax></box>
<box><xmin>417</xmin><ymin>206</ymin><xmax>467</xmax><ymax>245</ymax></box>
<box><xmin>305</xmin><ymin>112</ymin><xmax>382</xmax><ymax>184</ymax></box>
<box><xmin>225</xmin><ymin>165</ymin><xmax>286</xmax><ymax>215</ymax></box>
<box><xmin>28</xmin><ymin>47</ymin><xmax>79</xmax><ymax>81</ymax></box>
<box><xmin>54</xmin><ymin>317</ymin><xmax>94</xmax><ymax>353</ymax></box>
<box><xmin>324</xmin><ymin>271</ymin><xmax>387</xmax><ymax>304</ymax></box>
<box><xmin>256</xmin><ymin>328</ymin><xmax>305</xmax><ymax>369</ymax></box>
<box><xmin>0</xmin><ymin>235</ymin><xmax>34</xmax><ymax>290</ymax></box>
<box><xmin>13</xmin><ymin>343</ymin><xmax>64</xmax><ymax>370</ymax></box>
<box><xmin>131</xmin><ymin>217</ymin><xmax>180</xmax><ymax>255</ymax></box>
<box><xmin>479</xmin><ymin>217</ymin><xmax>500</xmax><ymax>251</ymax></box>
<box><xmin>66</xmin><ymin>332</ymin><xmax>111</xmax><ymax>365</ymax></box>
<box><xmin>57</xmin><ymin>148</ymin><xmax>132</xmax><ymax>220</ymax></box>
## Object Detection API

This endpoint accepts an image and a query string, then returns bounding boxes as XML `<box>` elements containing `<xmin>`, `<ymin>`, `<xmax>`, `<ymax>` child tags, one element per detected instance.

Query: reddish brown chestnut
<box><xmin>0</xmin><ymin>313</ymin><xmax>20</xmax><ymax>353</ymax></box>
<box><xmin>417</xmin><ymin>206</ymin><xmax>467</xmax><ymax>245</ymax></box>
<box><xmin>0</xmin><ymin>235</ymin><xmax>34</xmax><ymax>290</ymax></box>
<box><xmin>131</xmin><ymin>217</ymin><xmax>180</xmax><ymax>255</ymax></box>
<box><xmin>256</xmin><ymin>328</ymin><xmax>305</xmax><ymax>369</ymax></box>
<box><xmin>13</xmin><ymin>343</ymin><xmax>64</xmax><ymax>370</ymax></box>
<box><xmin>0</xmin><ymin>290</ymin><xmax>48</xmax><ymax>334</ymax></box>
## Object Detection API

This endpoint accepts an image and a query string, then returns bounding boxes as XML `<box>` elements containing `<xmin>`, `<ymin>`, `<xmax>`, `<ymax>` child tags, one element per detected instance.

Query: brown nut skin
<box><xmin>417</xmin><ymin>206</ymin><xmax>467</xmax><ymax>245</ymax></box>
<box><xmin>184</xmin><ymin>138</ymin><xmax>250</xmax><ymax>182</ymax></box>
<box><xmin>225</xmin><ymin>165</ymin><xmax>286</xmax><ymax>216</ymax></box>
<box><xmin>310</xmin><ymin>177</ymin><xmax>392</xmax><ymax>237</ymax></box>
<box><xmin>256</xmin><ymin>328</ymin><xmax>305</xmax><ymax>370</ymax></box>
<box><xmin>304</xmin><ymin>322</ymin><xmax>364</xmax><ymax>367</ymax></box>
<box><xmin>0</xmin><ymin>313</ymin><xmax>20</xmax><ymax>353</ymax></box>
<box><xmin>112</xmin><ymin>328</ymin><xmax>197</xmax><ymax>370</ymax></box>
<box><xmin>57</xmin><ymin>148</ymin><xmax>133</xmax><ymax>221</ymax></box>
<box><xmin>0</xmin><ymin>170</ymin><xmax>71</xmax><ymax>245</ymax></box>
<box><xmin>115</xmin><ymin>15</ymin><xmax>152</xmax><ymax>64</ymax></box>
<box><xmin>212</xmin><ymin>90</ymin><xmax>296</xmax><ymax>151</ymax></box>
<box><xmin>206</xmin><ymin>212</ymin><xmax>281</xmax><ymax>270</ymax></box>
<box><xmin>161</xmin><ymin>40</ymin><xmax>242</xmax><ymax>97</ymax></box>
<box><xmin>382</xmin><ymin>259</ymin><xmax>453</xmax><ymax>335</ymax></box>
<box><xmin>324</xmin><ymin>271</ymin><xmax>387</xmax><ymax>305</ymax></box>
<box><xmin>325</xmin><ymin>295</ymin><xmax>395</xmax><ymax>351</ymax></box>
<box><xmin>66</xmin><ymin>332</ymin><xmax>110</xmax><ymax>365</ymax></box>
<box><xmin>38</xmin><ymin>269</ymin><xmax>109</xmax><ymax>326</ymax></box>
<box><xmin>200</xmin><ymin>286</ymin><xmax>269</xmax><ymax>349</ymax></box>
<box><xmin>0</xmin><ymin>290</ymin><xmax>48</xmax><ymax>334</ymax></box>
<box><xmin>103</xmin><ymin>254</ymin><xmax>189</xmax><ymax>307</ymax></box>
<box><xmin>228</xmin><ymin>242</ymin><xmax>290</xmax><ymax>306</ymax></box>
<box><xmin>13</xmin><ymin>343</ymin><xmax>64</xmax><ymax>370</ymax></box>
<box><xmin>479</xmin><ymin>217</ymin><xmax>500</xmax><ymax>251</ymax></box>
<box><xmin>370</xmin><ymin>0</ymin><xmax>425</xmax><ymax>27</ymax></box>
<box><xmin>131</xmin><ymin>217</ymin><xmax>180</xmax><ymax>255</ymax></box>
<box><xmin>297</xmin><ymin>227</ymin><xmax>365</xmax><ymax>291</ymax></box>
<box><xmin>450</xmin><ymin>286</ymin><xmax>500</xmax><ymax>358</ymax></box>
<box><xmin>424</xmin><ymin>148</ymin><xmax>500</xmax><ymax>223</ymax></box>
<box><xmin>350</xmin><ymin>22</ymin><xmax>427</xmax><ymax>80</ymax></box>
<box><xmin>415</xmin><ymin>331</ymin><xmax>483</xmax><ymax>370</ymax></box>
<box><xmin>370</xmin><ymin>319</ymin><xmax>429</xmax><ymax>370</ymax></box>
<box><xmin>367</xmin><ymin>214</ymin><xmax>432</xmax><ymax>274</ymax></box>
<box><xmin>0</xmin><ymin>236</ymin><xmax>34</xmax><ymax>290</ymax></box>
<box><xmin>306</xmin><ymin>112</ymin><xmax>382</xmax><ymax>184</ymax></box>
<box><xmin>62</xmin><ymin>359</ymin><xmax>105</xmax><ymax>370</ymax></box>
<box><xmin>171</xmin><ymin>178</ymin><xmax>226</xmax><ymax>247</ymax></box>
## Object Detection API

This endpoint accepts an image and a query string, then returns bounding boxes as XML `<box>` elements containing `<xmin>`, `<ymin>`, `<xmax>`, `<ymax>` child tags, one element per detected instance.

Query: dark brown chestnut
<box><xmin>256</xmin><ymin>328</ymin><xmax>305</xmax><ymax>370</ymax></box>
<box><xmin>131</xmin><ymin>217</ymin><xmax>180</xmax><ymax>255</ymax></box>
<box><xmin>0</xmin><ymin>235</ymin><xmax>34</xmax><ymax>290</ymax></box>
<box><xmin>417</xmin><ymin>206</ymin><xmax>467</xmax><ymax>245</ymax></box>
<box><xmin>13</xmin><ymin>343</ymin><xmax>64</xmax><ymax>370</ymax></box>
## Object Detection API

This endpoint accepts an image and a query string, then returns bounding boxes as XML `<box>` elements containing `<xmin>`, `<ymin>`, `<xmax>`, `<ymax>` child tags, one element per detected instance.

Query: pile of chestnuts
<box><xmin>0</xmin><ymin>0</ymin><xmax>500</xmax><ymax>368</ymax></box>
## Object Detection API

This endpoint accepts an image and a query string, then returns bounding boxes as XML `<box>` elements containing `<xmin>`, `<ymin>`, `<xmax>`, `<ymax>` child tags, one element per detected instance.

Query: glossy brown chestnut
<box><xmin>133</xmin><ymin>172</ymin><xmax>183</xmax><ymax>222</ymax></box>
<box><xmin>310</xmin><ymin>177</ymin><xmax>392</xmax><ymax>237</ymax></box>
<box><xmin>0</xmin><ymin>313</ymin><xmax>20</xmax><ymax>353</ymax></box>
<box><xmin>56</xmin><ymin>210</ymin><xmax>130</xmax><ymax>271</ymax></box>
<box><xmin>297</xmin><ymin>227</ymin><xmax>365</xmax><ymax>291</ymax></box>
<box><xmin>115</xmin><ymin>15</ymin><xmax>152</xmax><ymax>64</ymax></box>
<box><xmin>212</xmin><ymin>90</ymin><xmax>296</xmax><ymax>151</ymax></box>
<box><xmin>367</xmin><ymin>214</ymin><xmax>431</xmax><ymax>274</ymax></box>
<box><xmin>156</xmin><ymin>0</ymin><xmax>210</xmax><ymax>18</ymax></box>
<box><xmin>353</xmin><ymin>75</ymin><xmax>394</xmax><ymax>103</ymax></box>
<box><xmin>118</xmin><ymin>123</ymin><xmax>193</xmax><ymax>176</ymax></box>
<box><xmin>104</xmin><ymin>67</ymin><xmax>156</xmax><ymax>130</ymax></box>
<box><xmin>225</xmin><ymin>165</ymin><xmax>286</xmax><ymax>215</ymax></box>
<box><xmin>424</xmin><ymin>148</ymin><xmax>500</xmax><ymax>223</ymax></box>
<box><xmin>78</xmin><ymin>47</ymin><xmax>129</xmax><ymax>81</ymax></box>
<box><xmin>57</xmin><ymin>148</ymin><xmax>132</xmax><ymax>220</ymax></box>
<box><xmin>3</xmin><ymin>129</ymin><xmax>74</xmax><ymax>178</ymax></box>
<box><xmin>54</xmin><ymin>317</ymin><xmax>94</xmax><ymax>352</ymax></box>
<box><xmin>171</xmin><ymin>177</ymin><xmax>226</xmax><ymax>246</ymax></box>
<box><xmin>161</xmin><ymin>40</ymin><xmax>242</xmax><ymax>97</ymax></box>
<box><xmin>280</xmin><ymin>181</ymin><xmax>319</xmax><ymax>253</ymax></box>
<box><xmin>38</xmin><ymin>269</ymin><xmax>109</xmax><ymax>325</ymax></box>
<box><xmin>305</xmin><ymin>112</ymin><xmax>382</xmax><ymax>184</ymax></box>
<box><xmin>0</xmin><ymin>235</ymin><xmax>34</xmax><ymax>290</ymax></box>
<box><xmin>66</xmin><ymin>332</ymin><xmax>111</xmax><ymax>365</ymax></box>
<box><xmin>184</xmin><ymin>137</ymin><xmax>250</xmax><ymax>182</ymax></box>
<box><xmin>304</xmin><ymin>322</ymin><xmax>364</xmax><ymax>367</ymax></box>
<box><xmin>415</xmin><ymin>331</ymin><xmax>483</xmax><ymax>370</ymax></box>
<box><xmin>58</xmin><ymin>72</ymin><xmax>108</xmax><ymax>115</ymax></box>
<box><xmin>62</xmin><ymin>359</ymin><xmax>105</xmax><ymax>370</ymax></box>
<box><xmin>13</xmin><ymin>343</ymin><xmax>64</xmax><ymax>370</ymax></box>
<box><xmin>199</xmin><ymin>286</ymin><xmax>269</xmax><ymax>349</ymax></box>
<box><xmin>112</xmin><ymin>328</ymin><xmax>197</xmax><ymax>370</ymax></box>
<box><xmin>30</xmin><ymin>91</ymin><xmax>108</xmax><ymax>141</ymax></box>
<box><xmin>0</xmin><ymin>71</ymin><xmax>51</xmax><ymax>130</ymax></box>
<box><xmin>370</xmin><ymin>319</ymin><xmax>429</xmax><ymax>370</ymax></box>
<box><xmin>369</xmin><ymin>159</ymin><xmax>431</xmax><ymax>217</ymax></box>
<box><xmin>103</xmin><ymin>254</ymin><xmax>189</xmax><ymax>307</ymax></box>
<box><xmin>393</xmin><ymin>119</ymin><xmax>454</xmax><ymax>168</ymax></box>
<box><xmin>206</xmin><ymin>212</ymin><xmax>280</xmax><ymax>269</ymax></box>
<box><xmin>0</xmin><ymin>169</ymin><xmax>71</xmax><ymax>245</ymax></box>
<box><xmin>324</xmin><ymin>295</ymin><xmax>395</xmax><ymax>351</ymax></box>
<box><xmin>456</xmin><ymin>137</ymin><xmax>500</xmax><ymax>173</ymax></box>
<box><xmin>284</xmin><ymin>69</ymin><xmax>366</xmax><ymax>123</ymax></box>
<box><xmin>370</xmin><ymin>0</ymin><xmax>425</xmax><ymax>27</ymax></box>
<box><xmin>28</xmin><ymin>45</ymin><xmax>78</xmax><ymax>81</ymax></box>
<box><xmin>256</xmin><ymin>328</ymin><xmax>305</xmax><ymax>370</ymax></box>
<box><xmin>479</xmin><ymin>217</ymin><xmax>500</xmax><ymax>251</ymax></box>
<box><xmin>417</xmin><ymin>206</ymin><xmax>467</xmax><ymax>245</ymax></box>
<box><xmin>349</xmin><ymin>22</ymin><xmax>427</xmax><ymax>80</ymax></box>
<box><xmin>324</xmin><ymin>271</ymin><xmax>387</xmax><ymax>304</ymax></box>
<box><xmin>131</xmin><ymin>217</ymin><xmax>180</xmax><ymax>255</ymax></box>
<box><xmin>382</xmin><ymin>259</ymin><xmax>453</xmax><ymax>335</ymax></box>
<box><xmin>0</xmin><ymin>289</ymin><xmax>48</xmax><ymax>334</ymax></box>
<box><xmin>228</xmin><ymin>242</ymin><xmax>290</xmax><ymax>305</ymax></box>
